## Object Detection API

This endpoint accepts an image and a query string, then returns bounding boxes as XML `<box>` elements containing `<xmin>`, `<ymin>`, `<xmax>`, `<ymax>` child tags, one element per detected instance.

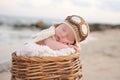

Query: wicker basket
<box><xmin>11</xmin><ymin>52</ymin><xmax>83</xmax><ymax>80</ymax></box>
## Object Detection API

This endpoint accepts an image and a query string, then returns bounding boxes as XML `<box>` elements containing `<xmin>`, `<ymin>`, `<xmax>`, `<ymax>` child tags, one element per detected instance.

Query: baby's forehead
<box><xmin>59</xmin><ymin>23</ymin><xmax>70</xmax><ymax>29</ymax></box>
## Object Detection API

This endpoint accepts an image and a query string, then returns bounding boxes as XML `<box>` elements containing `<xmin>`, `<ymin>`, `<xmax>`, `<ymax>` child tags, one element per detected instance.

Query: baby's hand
<box><xmin>68</xmin><ymin>45</ymin><xmax>80</xmax><ymax>52</ymax></box>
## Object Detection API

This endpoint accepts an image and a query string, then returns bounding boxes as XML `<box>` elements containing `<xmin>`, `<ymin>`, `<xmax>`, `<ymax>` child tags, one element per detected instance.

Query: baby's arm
<box><xmin>44</xmin><ymin>37</ymin><xmax>69</xmax><ymax>50</ymax></box>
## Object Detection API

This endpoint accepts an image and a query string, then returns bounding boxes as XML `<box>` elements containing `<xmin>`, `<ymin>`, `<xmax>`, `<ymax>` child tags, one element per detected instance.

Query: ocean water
<box><xmin>0</xmin><ymin>15</ymin><xmax>61</xmax><ymax>26</ymax></box>
<box><xmin>0</xmin><ymin>25</ymin><xmax>39</xmax><ymax>43</ymax></box>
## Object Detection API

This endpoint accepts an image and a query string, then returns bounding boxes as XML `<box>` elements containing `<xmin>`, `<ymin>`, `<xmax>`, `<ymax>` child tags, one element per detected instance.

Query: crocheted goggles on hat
<box><xmin>64</xmin><ymin>15</ymin><xmax>89</xmax><ymax>43</ymax></box>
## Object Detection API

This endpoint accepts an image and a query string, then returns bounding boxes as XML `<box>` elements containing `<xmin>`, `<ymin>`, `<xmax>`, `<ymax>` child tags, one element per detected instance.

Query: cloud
<box><xmin>0</xmin><ymin>0</ymin><xmax>120</xmax><ymax>24</ymax></box>
<box><xmin>71</xmin><ymin>0</ymin><xmax>101</xmax><ymax>7</ymax></box>
<box><xmin>16</xmin><ymin>0</ymin><xmax>33</xmax><ymax>8</ymax></box>
<box><xmin>99</xmin><ymin>0</ymin><xmax>120</xmax><ymax>12</ymax></box>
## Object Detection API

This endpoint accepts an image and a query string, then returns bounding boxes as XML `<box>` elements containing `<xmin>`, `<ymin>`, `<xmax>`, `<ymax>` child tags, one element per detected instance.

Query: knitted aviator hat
<box><xmin>54</xmin><ymin>15</ymin><xmax>89</xmax><ymax>45</ymax></box>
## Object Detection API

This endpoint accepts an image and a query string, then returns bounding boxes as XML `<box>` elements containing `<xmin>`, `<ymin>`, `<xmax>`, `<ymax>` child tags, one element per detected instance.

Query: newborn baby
<box><xmin>35</xmin><ymin>23</ymin><xmax>79</xmax><ymax>52</ymax></box>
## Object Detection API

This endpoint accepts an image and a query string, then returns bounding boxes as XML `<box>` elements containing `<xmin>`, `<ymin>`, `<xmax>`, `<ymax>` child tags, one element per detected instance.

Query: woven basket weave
<box><xmin>11</xmin><ymin>52</ymin><xmax>83</xmax><ymax>80</ymax></box>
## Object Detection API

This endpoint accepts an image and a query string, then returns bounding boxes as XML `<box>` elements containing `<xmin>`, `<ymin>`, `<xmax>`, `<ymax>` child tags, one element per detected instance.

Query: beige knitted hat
<box><xmin>54</xmin><ymin>15</ymin><xmax>89</xmax><ymax>45</ymax></box>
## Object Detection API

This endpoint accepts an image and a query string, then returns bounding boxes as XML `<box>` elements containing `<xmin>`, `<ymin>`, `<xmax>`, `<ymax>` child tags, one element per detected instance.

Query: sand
<box><xmin>81</xmin><ymin>29</ymin><xmax>120</xmax><ymax>80</ymax></box>
<box><xmin>0</xmin><ymin>29</ymin><xmax>120</xmax><ymax>80</ymax></box>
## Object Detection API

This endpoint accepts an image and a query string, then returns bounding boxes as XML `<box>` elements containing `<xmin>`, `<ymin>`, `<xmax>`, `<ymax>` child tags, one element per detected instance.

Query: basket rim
<box><xmin>12</xmin><ymin>52</ymin><xmax>80</xmax><ymax>62</ymax></box>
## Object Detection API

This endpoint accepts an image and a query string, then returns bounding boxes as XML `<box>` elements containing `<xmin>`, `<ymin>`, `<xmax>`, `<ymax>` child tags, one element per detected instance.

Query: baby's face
<box><xmin>55</xmin><ymin>23</ymin><xmax>75</xmax><ymax>45</ymax></box>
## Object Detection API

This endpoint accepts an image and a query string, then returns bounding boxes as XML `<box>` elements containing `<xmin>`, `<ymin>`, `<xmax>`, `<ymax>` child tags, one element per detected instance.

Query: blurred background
<box><xmin>0</xmin><ymin>0</ymin><xmax>120</xmax><ymax>80</ymax></box>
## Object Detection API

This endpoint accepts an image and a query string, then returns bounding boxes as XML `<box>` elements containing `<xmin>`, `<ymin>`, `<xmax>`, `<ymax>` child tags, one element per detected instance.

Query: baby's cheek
<box><xmin>49</xmin><ymin>43</ymin><xmax>55</xmax><ymax>46</ymax></box>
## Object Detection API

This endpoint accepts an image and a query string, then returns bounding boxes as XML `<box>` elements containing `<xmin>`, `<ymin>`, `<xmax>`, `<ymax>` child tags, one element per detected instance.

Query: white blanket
<box><xmin>16</xmin><ymin>42</ymin><xmax>75</xmax><ymax>57</ymax></box>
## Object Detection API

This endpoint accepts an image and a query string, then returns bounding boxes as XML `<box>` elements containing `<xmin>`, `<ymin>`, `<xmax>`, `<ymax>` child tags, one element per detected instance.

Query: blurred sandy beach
<box><xmin>0</xmin><ymin>28</ymin><xmax>120</xmax><ymax>80</ymax></box>
<box><xmin>81</xmin><ymin>29</ymin><xmax>120</xmax><ymax>80</ymax></box>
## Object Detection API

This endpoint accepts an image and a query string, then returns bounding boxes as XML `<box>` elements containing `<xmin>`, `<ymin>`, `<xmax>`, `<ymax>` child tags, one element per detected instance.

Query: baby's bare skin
<box><xmin>36</xmin><ymin>23</ymin><xmax>80</xmax><ymax>52</ymax></box>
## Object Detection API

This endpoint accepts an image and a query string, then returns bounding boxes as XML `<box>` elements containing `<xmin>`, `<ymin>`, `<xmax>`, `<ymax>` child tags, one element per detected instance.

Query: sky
<box><xmin>0</xmin><ymin>0</ymin><xmax>120</xmax><ymax>24</ymax></box>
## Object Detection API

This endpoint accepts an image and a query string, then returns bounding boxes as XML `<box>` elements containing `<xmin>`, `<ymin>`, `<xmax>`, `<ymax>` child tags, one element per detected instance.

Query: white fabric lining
<box><xmin>16</xmin><ymin>42</ymin><xmax>75</xmax><ymax>57</ymax></box>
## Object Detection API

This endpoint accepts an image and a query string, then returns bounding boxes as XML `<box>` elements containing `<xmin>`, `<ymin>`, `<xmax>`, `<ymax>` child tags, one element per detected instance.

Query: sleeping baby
<box><xmin>16</xmin><ymin>15</ymin><xmax>89</xmax><ymax>57</ymax></box>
